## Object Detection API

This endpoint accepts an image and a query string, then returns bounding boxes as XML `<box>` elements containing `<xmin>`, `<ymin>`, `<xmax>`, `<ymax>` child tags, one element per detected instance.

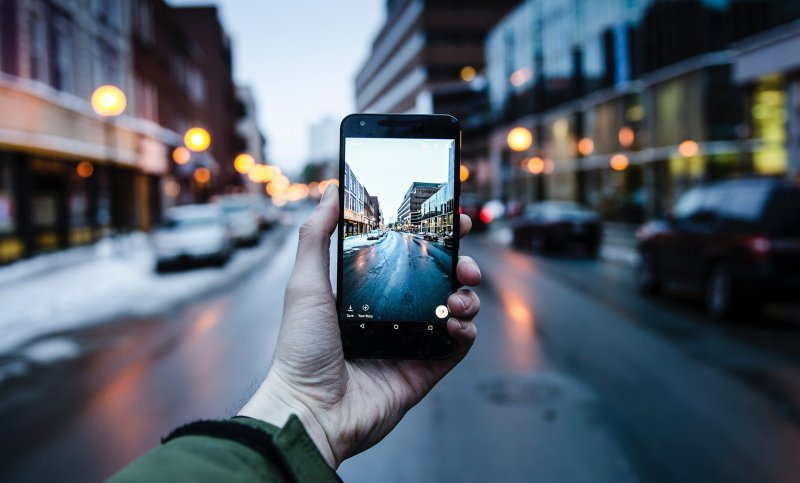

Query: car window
<box><xmin>700</xmin><ymin>187</ymin><xmax>727</xmax><ymax>215</ymax></box>
<box><xmin>720</xmin><ymin>186</ymin><xmax>770</xmax><ymax>222</ymax></box>
<box><xmin>672</xmin><ymin>188</ymin><xmax>704</xmax><ymax>220</ymax></box>
<box><xmin>164</xmin><ymin>215</ymin><xmax>220</xmax><ymax>229</ymax></box>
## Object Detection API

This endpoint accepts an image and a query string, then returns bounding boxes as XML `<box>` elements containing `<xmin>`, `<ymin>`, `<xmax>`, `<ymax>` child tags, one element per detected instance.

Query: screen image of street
<box><xmin>342</xmin><ymin>138</ymin><xmax>455</xmax><ymax>323</ymax></box>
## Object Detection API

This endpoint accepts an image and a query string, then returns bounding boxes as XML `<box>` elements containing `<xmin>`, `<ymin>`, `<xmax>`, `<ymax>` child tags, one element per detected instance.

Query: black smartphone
<box><xmin>337</xmin><ymin>113</ymin><xmax>461</xmax><ymax>359</ymax></box>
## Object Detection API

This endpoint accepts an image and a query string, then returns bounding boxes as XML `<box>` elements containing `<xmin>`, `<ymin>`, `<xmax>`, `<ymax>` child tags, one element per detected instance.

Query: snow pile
<box><xmin>0</xmin><ymin>230</ymin><xmax>285</xmax><ymax>355</ymax></box>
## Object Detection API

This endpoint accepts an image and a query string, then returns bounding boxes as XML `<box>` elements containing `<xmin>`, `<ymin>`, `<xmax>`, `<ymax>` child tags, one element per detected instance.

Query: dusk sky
<box><xmin>345</xmin><ymin>138</ymin><xmax>453</xmax><ymax>219</ymax></box>
<box><xmin>168</xmin><ymin>0</ymin><xmax>383</xmax><ymax>176</ymax></box>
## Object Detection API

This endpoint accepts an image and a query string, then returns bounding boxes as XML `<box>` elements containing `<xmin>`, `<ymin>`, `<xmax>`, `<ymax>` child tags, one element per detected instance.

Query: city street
<box><xmin>342</xmin><ymin>231</ymin><xmax>453</xmax><ymax>322</ymax></box>
<box><xmin>1</xmin><ymin>210</ymin><xmax>800</xmax><ymax>482</ymax></box>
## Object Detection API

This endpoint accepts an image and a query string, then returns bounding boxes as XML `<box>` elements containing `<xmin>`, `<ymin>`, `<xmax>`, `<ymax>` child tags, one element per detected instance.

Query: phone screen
<box><xmin>340</xmin><ymin>137</ymin><xmax>456</xmax><ymax>325</ymax></box>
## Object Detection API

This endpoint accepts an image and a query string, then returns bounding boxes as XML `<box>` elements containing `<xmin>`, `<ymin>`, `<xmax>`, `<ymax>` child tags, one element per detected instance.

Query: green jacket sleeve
<box><xmin>109</xmin><ymin>415</ymin><xmax>340</xmax><ymax>483</ymax></box>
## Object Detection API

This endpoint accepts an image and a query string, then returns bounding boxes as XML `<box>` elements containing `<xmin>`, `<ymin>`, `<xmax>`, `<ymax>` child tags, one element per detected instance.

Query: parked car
<box><xmin>367</xmin><ymin>230</ymin><xmax>382</xmax><ymax>240</ymax></box>
<box><xmin>442</xmin><ymin>231</ymin><xmax>453</xmax><ymax>248</ymax></box>
<box><xmin>153</xmin><ymin>204</ymin><xmax>232</xmax><ymax>272</ymax></box>
<box><xmin>511</xmin><ymin>201</ymin><xmax>601</xmax><ymax>255</ymax></box>
<box><xmin>217</xmin><ymin>196</ymin><xmax>260</xmax><ymax>246</ymax></box>
<box><xmin>636</xmin><ymin>178</ymin><xmax>800</xmax><ymax>319</ymax></box>
<box><xmin>256</xmin><ymin>198</ymin><xmax>280</xmax><ymax>230</ymax></box>
<box><xmin>423</xmin><ymin>232</ymin><xmax>438</xmax><ymax>241</ymax></box>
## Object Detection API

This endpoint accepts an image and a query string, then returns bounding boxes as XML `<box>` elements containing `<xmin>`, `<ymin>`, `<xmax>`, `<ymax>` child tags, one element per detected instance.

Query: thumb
<box><xmin>291</xmin><ymin>184</ymin><xmax>339</xmax><ymax>282</ymax></box>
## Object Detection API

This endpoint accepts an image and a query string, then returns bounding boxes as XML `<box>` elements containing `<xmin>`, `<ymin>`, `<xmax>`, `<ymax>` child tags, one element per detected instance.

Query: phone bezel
<box><xmin>337</xmin><ymin>113</ymin><xmax>461</xmax><ymax>359</ymax></box>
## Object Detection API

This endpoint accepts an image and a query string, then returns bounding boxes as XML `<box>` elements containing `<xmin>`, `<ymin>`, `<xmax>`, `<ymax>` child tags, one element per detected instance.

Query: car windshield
<box><xmin>163</xmin><ymin>214</ymin><xmax>220</xmax><ymax>230</ymax></box>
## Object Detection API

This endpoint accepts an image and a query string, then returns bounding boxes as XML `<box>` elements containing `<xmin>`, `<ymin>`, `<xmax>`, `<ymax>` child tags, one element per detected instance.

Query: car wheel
<box><xmin>706</xmin><ymin>262</ymin><xmax>734</xmax><ymax>319</ymax></box>
<box><xmin>637</xmin><ymin>252</ymin><xmax>661</xmax><ymax>295</ymax></box>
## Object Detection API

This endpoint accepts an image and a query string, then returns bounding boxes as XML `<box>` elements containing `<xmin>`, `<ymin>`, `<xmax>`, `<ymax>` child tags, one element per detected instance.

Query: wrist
<box><xmin>238</xmin><ymin>371</ymin><xmax>338</xmax><ymax>468</ymax></box>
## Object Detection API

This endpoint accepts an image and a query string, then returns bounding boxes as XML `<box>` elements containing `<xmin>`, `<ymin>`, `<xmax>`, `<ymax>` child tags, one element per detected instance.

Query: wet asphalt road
<box><xmin>342</xmin><ymin>231</ymin><xmax>453</xmax><ymax>322</ymax></box>
<box><xmin>1</xmin><ymin>210</ymin><xmax>800</xmax><ymax>482</ymax></box>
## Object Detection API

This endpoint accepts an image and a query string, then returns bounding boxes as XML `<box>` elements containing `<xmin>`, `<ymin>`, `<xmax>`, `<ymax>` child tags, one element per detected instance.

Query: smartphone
<box><xmin>337</xmin><ymin>113</ymin><xmax>461</xmax><ymax>359</ymax></box>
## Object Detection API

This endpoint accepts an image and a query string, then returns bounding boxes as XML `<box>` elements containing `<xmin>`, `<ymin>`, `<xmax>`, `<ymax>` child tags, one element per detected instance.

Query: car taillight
<box><xmin>479</xmin><ymin>208</ymin><xmax>494</xmax><ymax>224</ymax></box>
<box><xmin>748</xmin><ymin>236</ymin><xmax>771</xmax><ymax>255</ymax></box>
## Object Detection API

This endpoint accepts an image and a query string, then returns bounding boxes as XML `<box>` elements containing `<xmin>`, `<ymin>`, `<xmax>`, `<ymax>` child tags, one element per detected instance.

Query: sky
<box><xmin>345</xmin><ymin>138</ymin><xmax>453</xmax><ymax>219</ymax></box>
<box><xmin>168</xmin><ymin>0</ymin><xmax>384</xmax><ymax>176</ymax></box>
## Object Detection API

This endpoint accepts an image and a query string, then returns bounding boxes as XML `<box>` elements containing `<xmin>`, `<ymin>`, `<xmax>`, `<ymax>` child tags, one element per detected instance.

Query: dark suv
<box><xmin>636</xmin><ymin>178</ymin><xmax>800</xmax><ymax>318</ymax></box>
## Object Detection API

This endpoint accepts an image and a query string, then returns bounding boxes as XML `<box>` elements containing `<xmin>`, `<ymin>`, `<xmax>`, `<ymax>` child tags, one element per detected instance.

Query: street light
<box><xmin>91</xmin><ymin>85</ymin><xmax>126</xmax><ymax>237</ymax></box>
<box><xmin>234</xmin><ymin>153</ymin><xmax>256</xmax><ymax>174</ymax></box>
<box><xmin>507</xmin><ymin>127</ymin><xmax>533</xmax><ymax>152</ymax></box>
<box><xmin>184</xmin><ymin>127</ymin><xmax>211</xmax><ymax>152</ymax></box>
<box><xmin>91</xmin><ymin>85</ymin><xmax>127</xmax><ymax>117</ymax></box>
<box><xmin>610</xmin><ymin>154</ymin><xmax>630</xmax><ymax>171</ymax></box>
<box><xmin>678</xmin><ymin>140</ymin><xmax>699</xmax><ymax>157</ymax></box>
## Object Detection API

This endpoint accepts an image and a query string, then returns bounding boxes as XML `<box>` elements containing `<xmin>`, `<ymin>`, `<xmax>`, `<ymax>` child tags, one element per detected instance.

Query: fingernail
<box><xmin>471</xmin><ymin>263</ymin><xmax>481</xmax><ymax>279</ymax></box>
<box><xmin>457</xmin><ymin>294</ymin><xmax>471</xmax><ymax>311</ymax></box>
<box><xmin>458</xmin><ymin>319</ymin><xmax>468</xmax><ymax>330</ymax></box>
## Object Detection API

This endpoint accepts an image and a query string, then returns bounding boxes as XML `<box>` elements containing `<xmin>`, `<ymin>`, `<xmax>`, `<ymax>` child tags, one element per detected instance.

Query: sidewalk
<box><xmin>0</xmin><ymin>227</ymin><xmax>289</xmax><ymax>357</ymax></box>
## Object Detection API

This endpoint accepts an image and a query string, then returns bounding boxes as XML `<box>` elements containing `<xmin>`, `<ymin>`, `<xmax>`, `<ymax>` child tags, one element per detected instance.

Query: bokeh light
<box><xmin>193</xmin><ymin>167</ymin><xmax>211</xmax><ymax>184</ymax></box>
<box><xmin>234</xmin><ymin>154</ymin><xmax>256</xmax><ymax>174</ymax></box>
<box><xmin>526</xmin><ymin>156</ymin><xmax>544</xmax><ymax>174</ymax></box>
<box><xmin>460</xmin><ymin>165</ymin><xmax>470</xmax><ymax>182</ymax></box>
<box><xmin>76</xmin><ymin>161</ymin><xmax>94</xmax><ymax>178</ymax></box>
<box><xmin>184</xmin><ymin>127</ymin><xmax>211</xmax><ymax>152</ymax></box>
<box><xmin>507</xmin><ymin>127</ymin><xmax>533</xmax><ymax>152</ymax></box>
<box><xmin>678</xmin><ymin>140</ymin><xmax>699</xmax><ymax>157</ymax></box>
<box><xmin>91</xmin><ymin>85</ymin><xmax>126</xmax><ymax>117</ymax></box>
<box><xmin>610</xmin><ymin>154</ymin><xmax>630</xmax><ymax>171</ymax></box>
<box><xmin>578</xmin><ymin>137</ymin><xmax>594</xmax><ymax>156</ymax></box>
<box><xmin>618</xmin><ymin>126</ymin><xmax>635</xmax><ymax>148</ymax></box>
<box><xmin>172</xmin><ymin>147</ymin><xmax>190</xmax><ymax>165</ymax></box>
<box><xmin>460</xmin><ymin>65</ymin><xmax>476</xmax><ymax>82</ymax></box>
<box><xmin>164</xmin><ymin>180</ymin><xmax>180</xmax><ymax>197</ymax></box>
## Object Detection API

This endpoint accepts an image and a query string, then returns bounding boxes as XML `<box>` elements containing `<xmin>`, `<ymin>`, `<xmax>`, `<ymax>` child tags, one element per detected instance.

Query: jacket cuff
<box><xmin>231</xmin><ymin>415</ymin><xmax>341</xmax><ymax>482</ymax></box>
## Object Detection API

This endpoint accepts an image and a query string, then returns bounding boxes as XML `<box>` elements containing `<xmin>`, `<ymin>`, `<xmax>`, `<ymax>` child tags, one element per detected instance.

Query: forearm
<box><xmin>110</xmin><ymin>415</ymin><xmax>339</xmax><ymax>482</ymax></box>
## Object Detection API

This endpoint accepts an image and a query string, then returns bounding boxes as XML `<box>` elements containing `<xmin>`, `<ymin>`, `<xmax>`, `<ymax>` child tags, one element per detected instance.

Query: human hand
<box><xmin>238</xmin><ymin>185</ymin><xmax>481</xmax><ymax>468</ymax></box>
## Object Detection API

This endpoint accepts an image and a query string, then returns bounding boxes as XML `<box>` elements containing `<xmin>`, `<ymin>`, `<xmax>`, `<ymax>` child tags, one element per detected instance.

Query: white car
<box><xmin>218</xmin><ymin>197</ymin><xmax>261</xmax><ymax>246</ymax></box>
<box><xmin>154</xmin><ymin>204</ymin><xmax>232</xmax><ymax>272</ymax></box>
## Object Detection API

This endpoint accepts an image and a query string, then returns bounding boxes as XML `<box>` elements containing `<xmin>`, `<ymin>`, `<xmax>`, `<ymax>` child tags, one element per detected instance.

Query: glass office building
<box><xmin>485</xmin><ymin>0</ymin><xmax>800</xmax><ymax>222</ymax></box>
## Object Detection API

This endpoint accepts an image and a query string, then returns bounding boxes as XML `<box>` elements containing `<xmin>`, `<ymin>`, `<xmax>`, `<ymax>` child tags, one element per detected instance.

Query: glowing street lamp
<box><xmin>678</xmin><ymin>140</ymin><xmax>699</xmax><ymax>157</ymax></box>
<box><xmin>193</xmin><ymin>167</ymin><xmax>211</xmax><ymax>184</ymax></box>
<box><xmin>91</xmin><ymin>85</ymin><xmax>127</xmax><ymax>117</ymax></box>
<box><xmin>172</xmin><ymin>146</ymin><xmax>191</xmax><ymax>165</ymax></box>
<box><xmin>460</xmin><ymin>165</ymin><xmax>470</xmax><ymax>182</ymax></box>
<box><xmin>234</xmin><ymin>153</ymin><xmax>256</xmax><ymax>174</ymax></box>
<box><xmin>610</xmin><ymin>154</ymin><xmax>630</xmax><ymax>171</ymax></box>
<box><xmin>184</xmin><ymin>127</ymin><xmax>211</xmax><ymax>152</ymax></box>
<box><xmin>507</xmin><ymin>127</ymin><xmax>533</xmax><ymax>152</ymax></box>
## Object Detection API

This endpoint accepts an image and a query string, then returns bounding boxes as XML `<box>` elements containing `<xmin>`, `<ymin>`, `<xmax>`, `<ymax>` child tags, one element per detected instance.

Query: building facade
<box><xmin>0</xmin><ymin>0</ymin><xmax>164</xmax><ymax>263</ymax></box>
<box><xmin>0</xmin><ymin>0</ymin><xmax>246</xmax><ymax>264</ymax></box>
<box><xmin>397</xmin><ymin>181</ymin><xmax>441</xmax><ymax>231</ymax></box>
<box><xmin>420</xmin><ymin>141</ymin><xmax>455</xmax><ymax>234</ymax></box>
<box><xmin>171</xmin><ymin>6</ymin><xmax>244</xmax><ymax>191</ymax></box>
<box><xmin>484</xmin><ymin>0</ymin><xmax>800</xmax><ymax>223</ymax></box>
<box><xmin>236</xmin><ymin>85</ymin><xmax>268</xmax><ymax>194</ymax></box>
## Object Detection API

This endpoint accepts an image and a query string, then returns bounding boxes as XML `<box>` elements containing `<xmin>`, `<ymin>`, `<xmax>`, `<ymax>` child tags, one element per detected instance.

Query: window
<box><xmin>135</xmin><ymin>0</ymin><xmax>154</xmax><ymax>43</ymax></box>
<box><xmin>28</xmin><ymin>9</ymin><xmax>47</xmax><ymax>82</ymax></box>
<box><xmin>50</xmin><ymin>14</ymin><xmax>73</xmax><ymax>92</ymax></box>
<box><xmin>94</xmin><ymin>40</ymin><xmax>120</xmax><ymax>87</ymax></box>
